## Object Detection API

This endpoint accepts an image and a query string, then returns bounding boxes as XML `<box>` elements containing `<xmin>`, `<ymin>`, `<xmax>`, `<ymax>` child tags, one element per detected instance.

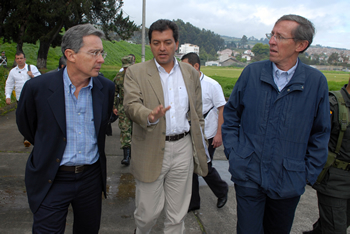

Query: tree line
<box><xmin>174</xmin><ymin>19</ymin><xmax>225</xmax><ymax>61</ymax></box>
<box><xmin>0</xmin><ymin>0</ymin><xmax>138</xmax><ymax>69</ymax></box>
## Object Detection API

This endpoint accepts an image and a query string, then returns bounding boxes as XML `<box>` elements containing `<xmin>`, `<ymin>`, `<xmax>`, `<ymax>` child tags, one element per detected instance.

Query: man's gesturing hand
<box><xmin>148</xmin><ymin>105</ymin><xmax>171</xmax><ymax>123</ymax></box>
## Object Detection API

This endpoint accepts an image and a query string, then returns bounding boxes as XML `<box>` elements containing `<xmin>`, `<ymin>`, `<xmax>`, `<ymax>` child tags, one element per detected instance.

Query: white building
<box><xmin>205</xmin><ymin>61</ymin><xmax>221</xmax><ymax>66</ymax></box>
<box><xmin>179</xmin><ymin>43</ymin><xmax>199</xmax><ymax>55</ymax></box>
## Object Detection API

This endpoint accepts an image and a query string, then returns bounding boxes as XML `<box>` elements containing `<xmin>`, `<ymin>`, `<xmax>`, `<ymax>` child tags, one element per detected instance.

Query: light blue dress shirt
<box><xmin>272</xmin><ymin>61</ymin><xmax>298</xmax><ymax>92</ymax></box>
<box><xmin>60</xmin><ymin>68</ymin><xmax>99</xmax><ymax>166</ymax></box>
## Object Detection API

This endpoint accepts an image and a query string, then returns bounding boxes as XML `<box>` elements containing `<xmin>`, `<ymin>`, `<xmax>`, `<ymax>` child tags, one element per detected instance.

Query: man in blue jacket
<box><xmin>222</xmin><ymin>14</ymin><xmax>331</xmax><ymax>234</ymax></box>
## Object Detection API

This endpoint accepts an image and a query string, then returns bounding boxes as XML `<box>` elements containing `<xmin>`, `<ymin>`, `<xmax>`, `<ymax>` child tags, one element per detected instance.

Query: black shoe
<box><xmin>121</xmin><ymin>147</ymin><xmax>131</xmax><ymax>166</ymax></box>
<box><xmin>217</xmin><ymin>194</ymin><xmax>227</xmax><ymax>208</ymax></box>
<box><xmin>302</xmin><ymin>231</ymin><xmax>314</xmax><ymax>234</ymax></box>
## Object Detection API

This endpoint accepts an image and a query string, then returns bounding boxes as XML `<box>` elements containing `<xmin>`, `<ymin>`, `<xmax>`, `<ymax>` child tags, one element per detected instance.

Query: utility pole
<box><xmin>141</xmin><ymin>0</ymin><xmax>146</xmax><ymax>62</ymax></box>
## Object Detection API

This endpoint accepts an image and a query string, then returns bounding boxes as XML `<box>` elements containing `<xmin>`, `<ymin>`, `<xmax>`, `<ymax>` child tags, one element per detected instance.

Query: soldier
<box><xmin>303</xmin><ymin>76</ymin><xmax>350</xmax><ymax>233</ymax></box>
<box><xmin>113</xmin><ymin>55</ymin><xmax>135</xmax><ymax>166</ymax></box>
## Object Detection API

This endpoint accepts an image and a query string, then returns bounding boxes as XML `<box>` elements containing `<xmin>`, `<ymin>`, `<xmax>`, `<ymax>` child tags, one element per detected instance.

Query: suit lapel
<box><xmin>92</xmin><ymin>77</ymin><xmax>104</xmax><ymax>136</ymax></box>
<box><xmin>146</xmin><ymin>60</ymin><xmax>165</xmax><ymax>105</ymax></box>
<box><xmin>48</xmin><ymin>70</ymin><xmax>66</xmax><ymax>137</ymax></box>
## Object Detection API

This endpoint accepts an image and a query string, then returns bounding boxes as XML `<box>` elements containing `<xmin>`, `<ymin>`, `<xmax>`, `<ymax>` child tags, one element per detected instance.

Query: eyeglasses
<box><xmin>266</xmin><ymin>33</ymin><xmax>296</xmax><ymax>42</ymax></box>
<box><xmin>80</xmin><ymin>50</ymin><xmax>107</xmax><ymax>59</ymax></box>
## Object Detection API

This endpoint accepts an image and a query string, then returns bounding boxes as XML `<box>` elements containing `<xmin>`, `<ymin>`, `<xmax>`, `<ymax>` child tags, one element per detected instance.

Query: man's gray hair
<box><xmin>61</xmin><ymin>24</ymin><xmax>105</xmax><ymax>57</ymax></box>
<box><xmin>276</xmin><ymin>14</ymin><xmax>315</xmax><ymax>53</ymax></box>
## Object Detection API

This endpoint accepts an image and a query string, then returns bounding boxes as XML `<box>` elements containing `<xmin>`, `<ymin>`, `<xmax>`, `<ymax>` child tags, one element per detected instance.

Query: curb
<box><xmin>0</xmin><ymin>102</ymin><xmax>16</xmax><ymax>115</ymax></box>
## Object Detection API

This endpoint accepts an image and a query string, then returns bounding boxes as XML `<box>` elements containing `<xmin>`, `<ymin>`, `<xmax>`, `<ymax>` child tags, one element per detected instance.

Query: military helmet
<box><xmin>122</xmin><ymin>55</ymin><xmax>134</xmax><ymax>68</ymax></box>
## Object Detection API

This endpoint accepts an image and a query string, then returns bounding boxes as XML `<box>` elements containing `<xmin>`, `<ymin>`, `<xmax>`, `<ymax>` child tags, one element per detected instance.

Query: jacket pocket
<box><xmin>277</xmin><ymin>158</ymin><xmax>306</xmax><ymax>198</ymax></box>
<box><xmin>228</xmin><ymin>146</ymin><xmax>254</xmax><ymax>182</ymax></box>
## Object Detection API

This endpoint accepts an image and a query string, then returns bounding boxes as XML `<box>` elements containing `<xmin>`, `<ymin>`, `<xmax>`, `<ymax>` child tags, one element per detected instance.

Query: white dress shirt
<box><xmin>5</xmin><ymin>64</ymin><xmax>41</xmax><ymax>100</ymax></box>
<box><xmin>200</xmin><ymin>72</ymin><xmax>226</xmax><ymax>139</ymax></box>
<box><xmin>154</xmin><ymin>58</ymin><xmax>190</xmax><ymax>136</ymax></box>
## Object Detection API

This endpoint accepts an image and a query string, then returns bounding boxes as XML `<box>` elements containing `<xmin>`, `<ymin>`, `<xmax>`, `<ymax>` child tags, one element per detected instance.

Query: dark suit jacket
<box><xmin>16</xmin><ymin>68</ymin><xmax>114</xmax><ymax>213</ymax></box>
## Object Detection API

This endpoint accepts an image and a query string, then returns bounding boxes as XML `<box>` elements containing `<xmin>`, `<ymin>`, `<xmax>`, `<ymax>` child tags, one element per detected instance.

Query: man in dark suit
<box><xmin>16</xmin><ymin>23</ymin><xmax>114</xmax><ymax>234</ymax></box>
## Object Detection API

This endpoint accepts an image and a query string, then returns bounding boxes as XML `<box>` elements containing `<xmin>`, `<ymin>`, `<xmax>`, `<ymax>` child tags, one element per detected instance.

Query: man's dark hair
<box><xmin>276</xmin><ymin>14</ymin><xmax>315</xmax><ymax>53</ymax></box>
<box><xmin>181</xmin><ymin>52</ymin><xmax>201</xmax><ymax>70</ymax></box>
<box><xmin>58</xmin><ymin>56</ymin><xmax>67</xmax><ymax>68</ymax></box>
<box><xmin>148</xmin><ymin>19</ymin><xmax>179</xmax><ymax>43</ymax></box>
<box><xmin>15</xmin><ymin>51</ymin><xmax>25</xmax><ymax>58</ymax></box>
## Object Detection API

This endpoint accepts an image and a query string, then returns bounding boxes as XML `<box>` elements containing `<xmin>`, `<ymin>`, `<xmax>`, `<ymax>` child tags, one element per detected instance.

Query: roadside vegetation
<box><xmin>0</xmin><ymin>41</ymin><xmax>349</xmax><ymax>109</ymax></box>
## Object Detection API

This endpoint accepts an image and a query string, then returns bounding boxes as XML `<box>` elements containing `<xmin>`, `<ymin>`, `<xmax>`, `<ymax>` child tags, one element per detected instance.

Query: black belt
<box><xmin>59</xmin><ymin>164</ymin><xmax>92</xmax><ymax>173</ymax></box>
<box><xmin>165</xmin><ymin>131</ymin><xmax>189</xmax><ymax>141</ymax></box>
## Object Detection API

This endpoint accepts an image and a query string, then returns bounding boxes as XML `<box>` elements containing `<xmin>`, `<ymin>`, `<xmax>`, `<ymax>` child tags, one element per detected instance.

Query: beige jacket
<box><xmin>123</xmin><ymin>59</ymin><xmax>208</xmax><ymax>183</ymax></box>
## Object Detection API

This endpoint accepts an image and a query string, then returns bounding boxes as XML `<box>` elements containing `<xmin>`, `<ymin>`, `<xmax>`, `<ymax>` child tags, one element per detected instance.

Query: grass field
<box><xmin>201</xmin><ymin>66</ymin><xmax>350</xmax><ymax>97</ymax></box>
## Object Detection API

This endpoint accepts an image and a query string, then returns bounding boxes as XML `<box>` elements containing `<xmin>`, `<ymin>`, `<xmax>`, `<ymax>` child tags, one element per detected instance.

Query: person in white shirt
<box><xmin>5</xmin><ymin>51</ymin><xmax>41</xmax><ymax>147</ymax></box>
<box><xmin>5</xmin><ymin>51</ymin><xmax>41</xmax><ymax>104</ymax></box>
<box><xmin>181</xmin><ymin>52</ymin><xmax>229</xmax><ymax>211</ymax></box>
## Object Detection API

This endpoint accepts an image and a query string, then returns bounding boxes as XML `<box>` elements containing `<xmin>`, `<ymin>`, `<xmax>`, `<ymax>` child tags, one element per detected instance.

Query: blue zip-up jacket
<box><xmin>222</xmin><ymin>59</ymin><xmax>331</xmax><ymax>199</ymax></box>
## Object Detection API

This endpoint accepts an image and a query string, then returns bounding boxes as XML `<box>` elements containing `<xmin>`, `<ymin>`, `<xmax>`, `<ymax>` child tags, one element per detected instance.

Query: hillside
<box><xmin>0</xmin><ymin>39</ymin><xmax>154</xmax><ymax>78</ymax></box>
<box><xmin>0</xmin><ymin>39</ymin><xmax>154</xmax><ymax>108</ymax></box>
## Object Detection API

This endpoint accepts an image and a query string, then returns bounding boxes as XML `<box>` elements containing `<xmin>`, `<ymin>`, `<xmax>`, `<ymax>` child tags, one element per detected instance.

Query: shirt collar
<box><xmin>15</xmin><ymin>63</ymin><xmax>28</xmax><ymax>70</ymax></box>
<box><xmin>63</xmin><ymin>67</ymin><xmax>93</xmax><ymax>92</ymax></box>
<box><xmin>272</xmin><ymin>60</ymin><xmax>298</xmax><ymax>78</ymax></box>
<box><xmin>200</xmin><ymin>72</ymin><xmax>204</xmax><ymax>81</ymax></box>
<box><xmin>154</xmin><ymin>57</ymin><xmax>179</xmax><ymax>73</ymax></box>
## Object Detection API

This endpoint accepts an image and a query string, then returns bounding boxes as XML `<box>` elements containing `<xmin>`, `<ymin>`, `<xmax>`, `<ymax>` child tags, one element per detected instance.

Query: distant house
<box><xmin>217</xmin><ymin>49</ymin><xmax>233</xmax><ymax>56</ymax></box>
<box><xmin>241</xmin><ymin>54</ymin><xmax>252</xmax><ymax>61</ymax></box>
<box><xmin>205</xmin><ymin>61</ymin><xmax>221</xmax><ymax>66</ymax></box>
<box><xmin>243</xmin><ymin>50</ymin><xmax>255</xmax><ymax>56</ymax></box>
<box><xmin>220</xmin><ymin>57</ymin><xmax>240</xmax><ymax>66</ymax></box>
<box><xmin>179</xmin><ymin>43</ymin><xmax>199</xmax><ymax>55</ymax></box>
<box><xmin>217</xmin><ymin>49</ymin><xmax>239</xmax><ymax>62</ymax></box>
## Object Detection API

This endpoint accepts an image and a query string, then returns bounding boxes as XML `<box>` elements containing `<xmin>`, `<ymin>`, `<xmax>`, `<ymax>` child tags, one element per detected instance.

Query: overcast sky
<box><xmin>122</xmin><ymin>0</ymin><xmax>350</xmax><ymax>50</ymax></box>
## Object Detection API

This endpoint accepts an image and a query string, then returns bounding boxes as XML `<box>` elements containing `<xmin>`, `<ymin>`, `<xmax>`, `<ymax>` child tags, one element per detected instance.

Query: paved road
<box><xmin>0</xmin><ymin>109</ymin><xmax>343</xmax><ymax>234</ymax></box>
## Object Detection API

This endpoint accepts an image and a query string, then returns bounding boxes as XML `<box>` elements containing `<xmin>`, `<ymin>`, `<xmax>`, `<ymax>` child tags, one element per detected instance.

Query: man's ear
<box><xmin>64</xmin><ymin>49</ymin><xmax>76</xmax><ymax>63</ymax></box>
<box><xmin>194</xmin><ymin>63</ymin><xmax>200</xmax><ymax>71</ymax></box>
<box><xmin>296</xmin><ymin>40</ymin><xmax>309</xmax><ymax>53</ymax></box>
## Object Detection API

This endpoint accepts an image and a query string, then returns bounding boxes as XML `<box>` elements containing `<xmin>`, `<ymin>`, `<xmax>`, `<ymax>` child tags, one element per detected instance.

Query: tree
<box><xmin>93</xmin><ymin>1</ymin><xmax>139</xmax><ymax>41</ymax></box>
<box><xmin>251</xmin><ymin>43</ymin><xmax>269</xmax><ymax>61</ymax></box>
<box><xmin>240</xmin><ymin>35</ymin><xmax>248</xmax><ymax>48</ymax></box>
<box><xmin>328</xmin><ymin>52</ymin><xmax>339</xmax><ymax>64</ymax></box>
<box><xmin>1</xmin><ymin>0</ymin><xmax>138</xmax><ymax>69</ymax></box>
<box><xmin>174</xmin><ymin>19</ymin><xmax>224</xmax><ymax>55</ymax></box>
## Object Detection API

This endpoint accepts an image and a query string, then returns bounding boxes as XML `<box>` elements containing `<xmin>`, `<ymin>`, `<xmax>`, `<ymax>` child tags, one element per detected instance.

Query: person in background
<box><xmin>113</xmin><ymin>55</ymin><xmax>135</xmax><ymax>166</ymax></box>
<box><xmin>119</xmin><ymin>53</ymin><xmax>135</xmax><ymax>72</ymax></box>
<box><xmin>222</xmin><ymin>14</ymin><xmax>331</xmax><ymax>233</ymax></box>
<box><xmin>181</xmin><ymin>52</ymin><xmax>229</xmax><ymax>211</ymax></box>
<box><xmin>0</xmin><ymin>51</ymin><xmax>7</xmax><ymax>67</ymax></box>
<box><xmin>303</xmin><ymin>76</ymin><xmax>350</xmax><ymax>233</ymax></box>
<box><xmin>5</xmin><ymin>51</ymin><xmax>41</xmax><ymax>147</ymax></box>
<box><xmin>123</xmin><ymin>19</ymin><xmax>208</xmax><ymax>234</ymax></box>
<box><xmin>47</xmin><ymin>56</ymin><xmax>67</xmax><ymax>73</ymax></box>
<box><xmin>16</xmin><ymin>23</ymin><xmax>114</xmax><ymax>233</ymax></box>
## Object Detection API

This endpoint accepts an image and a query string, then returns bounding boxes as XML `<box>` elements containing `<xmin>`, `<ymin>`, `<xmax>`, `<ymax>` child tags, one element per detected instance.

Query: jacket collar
<box><xmin>260</xmin><ymin>58</ymin><xmax>306</xmax><ymax>92</ymax></box>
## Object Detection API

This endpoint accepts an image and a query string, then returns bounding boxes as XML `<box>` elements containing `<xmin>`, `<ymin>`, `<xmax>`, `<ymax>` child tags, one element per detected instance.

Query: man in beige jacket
<box><xmin>123</xmin><ymin>19</ymin><xmax>208</xmax><ymax>234</ymax></box>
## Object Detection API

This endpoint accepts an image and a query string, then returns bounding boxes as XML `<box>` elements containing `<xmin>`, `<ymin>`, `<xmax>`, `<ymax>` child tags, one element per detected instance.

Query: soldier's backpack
<box><xmin>316</xmin><ymin>90</ymin><xmax>350</xmax><ymax>184</ymax></box>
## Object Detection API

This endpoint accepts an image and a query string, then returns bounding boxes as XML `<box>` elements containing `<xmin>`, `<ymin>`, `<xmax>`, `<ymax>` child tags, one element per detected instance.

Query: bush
<box><xmin>0</xmin><ymin>66</ymin><xmax>14</xmax><ymax>108</ymax></box>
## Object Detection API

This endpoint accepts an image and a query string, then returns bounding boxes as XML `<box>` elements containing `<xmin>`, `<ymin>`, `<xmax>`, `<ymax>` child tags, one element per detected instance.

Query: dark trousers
<box><xmin>311</xmin><ymin>191</ymin><xmax>350</xmax><ymax>234</ymax></box>
<box><xmin>32</xmin><ymin>161</ymin><xmax>103</xmax><ymax>234</ymax></box>
<box><xmin>235</xmin><ymin>184</ymin><xmax>300</xmax><ymax>234</ymax></box>
<box><xmin>189</xmin><ymin>138</ymin><xmax>228</xmax><ymax>210</ymax></box>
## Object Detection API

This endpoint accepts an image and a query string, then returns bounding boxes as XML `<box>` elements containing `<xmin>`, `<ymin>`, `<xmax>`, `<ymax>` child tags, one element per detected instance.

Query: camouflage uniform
<box><xmin>114</xmin><ymin>55</ymin><xmax>133</xmax><ymax>149</ymax></box>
